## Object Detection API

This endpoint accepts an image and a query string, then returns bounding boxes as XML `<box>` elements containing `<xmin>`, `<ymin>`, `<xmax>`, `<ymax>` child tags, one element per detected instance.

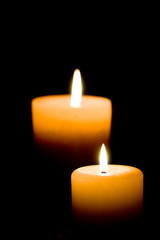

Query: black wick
<box><xmin>101</xmin><ymin>171</ymin><xmax>107</xmax><ymax>174</ymax></box>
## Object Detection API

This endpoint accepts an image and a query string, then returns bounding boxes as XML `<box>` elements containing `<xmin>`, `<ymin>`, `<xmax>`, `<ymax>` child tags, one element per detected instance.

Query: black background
<box><xmin>5</xmin><ymin>8</ymin><xmax>145</xmax><ymax>238</ymax></box>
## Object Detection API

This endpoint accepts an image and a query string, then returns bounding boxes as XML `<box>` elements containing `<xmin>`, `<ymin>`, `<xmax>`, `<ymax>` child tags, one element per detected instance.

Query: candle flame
<box><xmin>99</xmin><ymin>144</ymin><xmax>108</xmax><ymax>174</ymax></box>
<box><xmin>70</xmin><ymin>69</ymin><xmax>82</xmax><ymax>107</ymax></box>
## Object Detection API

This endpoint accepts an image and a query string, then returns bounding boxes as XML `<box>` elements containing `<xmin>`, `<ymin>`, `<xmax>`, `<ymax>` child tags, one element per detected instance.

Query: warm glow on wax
<box><xmin>70</xmin><ymin>69</ymin><xmax>82</xmax><ymax>107</ymax></box>
<box><xmin>99</xmin><ymin>144</ymin><xmax>108</xmax><ymax>174</ymax></box>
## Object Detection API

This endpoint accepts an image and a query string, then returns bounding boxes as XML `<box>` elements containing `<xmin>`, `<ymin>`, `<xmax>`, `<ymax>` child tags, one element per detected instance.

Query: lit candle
<box><xmin>71</xmin><ymin>144</ymin><xmax>143</xmax><ymax>226</ymax></box>
<box><xmin>31</xmin><ymin>69</ymin><xmax>112</xmax><ymax>170</ymax></box>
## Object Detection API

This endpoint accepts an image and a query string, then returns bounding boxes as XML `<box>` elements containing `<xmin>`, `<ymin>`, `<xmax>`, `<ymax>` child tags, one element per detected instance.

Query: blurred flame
<box><xmin>70</xmin><ymin>69</ymin><xmax>82</xmax><ymax>107</ymax></box>
<box><xmin>99</xmin><ymin>144</ymin><xmax>108</xmax><ymax>173</ymax></box>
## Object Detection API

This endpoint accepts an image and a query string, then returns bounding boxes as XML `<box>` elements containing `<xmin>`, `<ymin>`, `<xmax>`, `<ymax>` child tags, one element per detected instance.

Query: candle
<box><xmin>31</xmin><ymin>70</ymin><xmax>112</xmax><ymax>232</ymax></box>
<box><xmin>71</xmin><ymin>144</ymin><xmax>143</xmax><ymax>227</ymax></box>
<box><xmin>31</xmin><ymin>69</ymin><xmax>112</xmax><ymax>170</ymax></box>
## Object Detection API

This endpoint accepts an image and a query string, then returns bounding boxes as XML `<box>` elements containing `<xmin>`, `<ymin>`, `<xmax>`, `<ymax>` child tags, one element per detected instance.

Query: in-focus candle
<box><xmin>71</xmin><ymin>144</ymin><xmax>143</xmax><ymax>226</ymax></box>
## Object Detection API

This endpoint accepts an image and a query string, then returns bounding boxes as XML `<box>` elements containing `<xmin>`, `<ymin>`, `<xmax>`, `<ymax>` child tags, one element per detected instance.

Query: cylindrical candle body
<box><xmin>71</xmin><ymin>165</ymin><xmax>143</xmax><ymax>226</ymax></box>
<box><xmin>31</xmin><ymin>95</ymin><xmax>112</xmax><ymax>229</ymax></box>
<box><xmin>31</xmin><ymin>95</ymin><xmax>112</xmax><ymax>170</ymax></box>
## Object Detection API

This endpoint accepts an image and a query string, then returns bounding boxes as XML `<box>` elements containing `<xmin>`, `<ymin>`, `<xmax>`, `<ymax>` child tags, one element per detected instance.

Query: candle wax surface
<box><xmin>71</xmin><ymin>164</ymin><xmax>143</xmax><ymax>226</ymax></box>
<box><xmin>31</xmin><ymin>94</ymin><xmax>112</xmax><ymax>228</ymax></box>
<box><xmin>32</xmin><ymin>95</ymin><xmax>112</xmax><ymax>169</ymax></box>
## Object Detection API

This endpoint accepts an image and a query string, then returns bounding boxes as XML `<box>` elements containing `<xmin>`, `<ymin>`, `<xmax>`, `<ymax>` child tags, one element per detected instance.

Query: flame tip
<box><xmin>74</xmin><ymin>68</ymin><xmax>80</xmax><ymax>72</ymax></box>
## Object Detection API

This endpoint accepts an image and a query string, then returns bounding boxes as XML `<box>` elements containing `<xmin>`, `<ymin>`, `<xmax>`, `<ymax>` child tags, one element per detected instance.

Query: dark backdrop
<box><xmin>7</xmin><ymin>13</ymin><xmax>145</xmax><ymax>238</ymax></box>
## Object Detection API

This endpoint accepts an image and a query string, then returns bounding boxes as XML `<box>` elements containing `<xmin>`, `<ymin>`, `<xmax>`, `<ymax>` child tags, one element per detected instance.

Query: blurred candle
<box><xmin>71</xmin><ymin>144</ymin><xmax>143</xmax><ymax>226</ymax></box>
<box><xmin>31</xmin><ymin>69</ymin><xmax>112</xmax><ymax>170</ymax></box>
<box><xmin>31</xmin><ymin>70</ymin><xmax>112</xmax><ymax>234</ymax></box>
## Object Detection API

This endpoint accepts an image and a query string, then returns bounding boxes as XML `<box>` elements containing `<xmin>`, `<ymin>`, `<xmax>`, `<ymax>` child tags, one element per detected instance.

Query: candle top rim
<box><xmin>32</xmin><ymin>95</ymin><xmax>111</xmax><ymax>109</ymax></box>
<box><xmin>72</xmin><ymin>164</ymin><xmax>143</xmax><ymax>178</ymax></box>
<box><xmin>32</xmin><ymin>94</ymin><xmax>111</xmax><ymax>102</ymax></box>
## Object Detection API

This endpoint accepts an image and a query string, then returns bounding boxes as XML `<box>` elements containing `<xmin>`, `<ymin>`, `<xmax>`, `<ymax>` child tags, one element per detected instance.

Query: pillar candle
<box><xmin>71</xmin><ymin>145</ymin><xmax>143</xmax><ymax>226</ymax></box>
<box><xmin>31</xmin><ymin>70</ymin><xmax>112</xmax><ymax>230</ymax></box>
<box><xmin>31</xmin><ymin>70</ymin><xmax>112</xmax><ymax>170</ymax></box>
